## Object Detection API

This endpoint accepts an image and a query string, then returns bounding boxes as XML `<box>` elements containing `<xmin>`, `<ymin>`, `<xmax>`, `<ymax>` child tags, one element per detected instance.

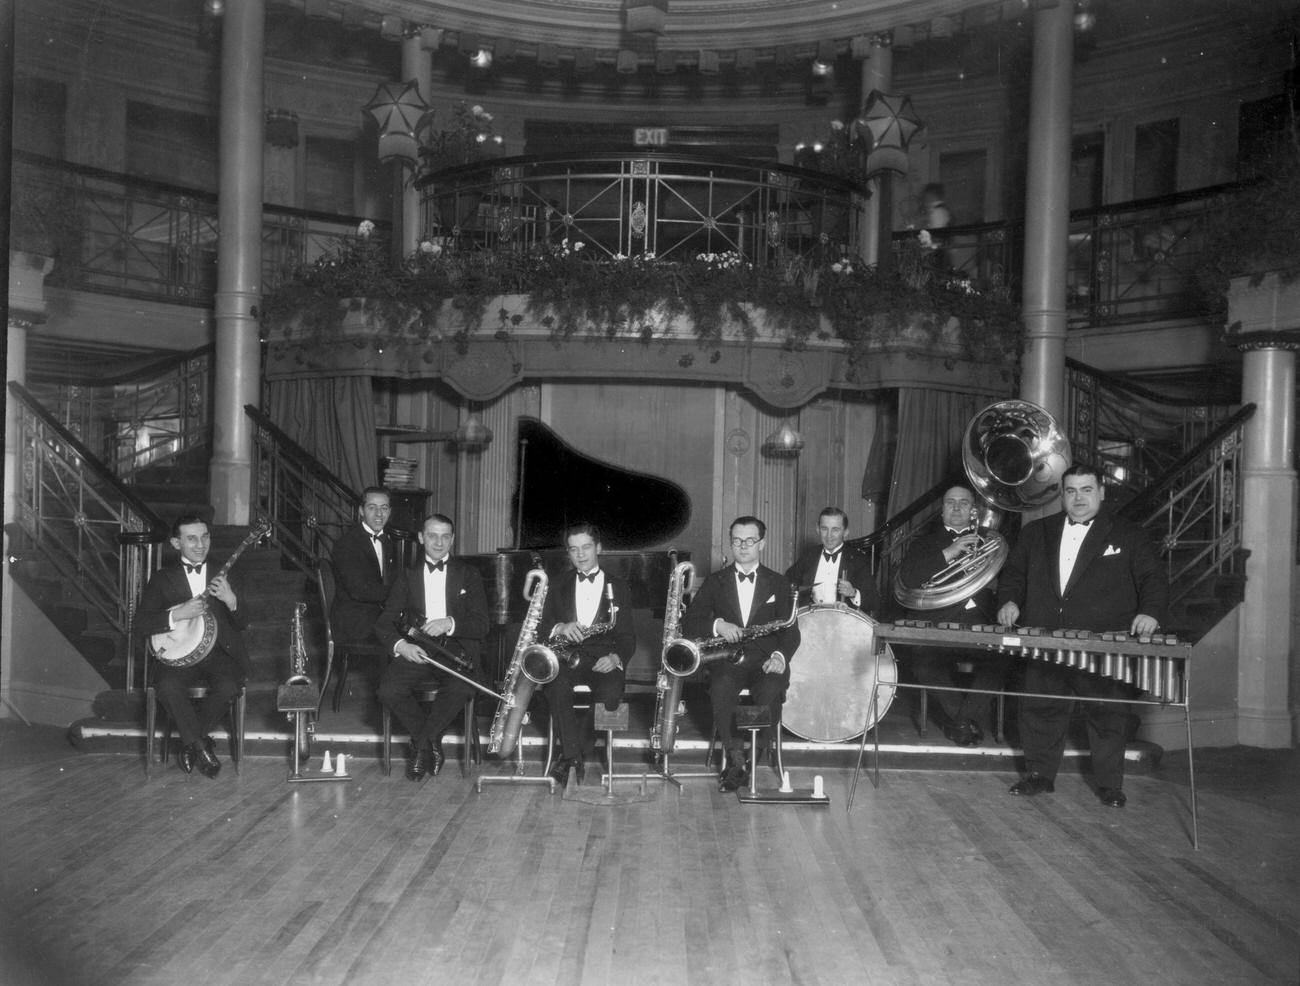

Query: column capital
<box><xmin>1226</xmin><ymin>329</ymin><xmax>1300</xmax><ymax>352</ymax></box>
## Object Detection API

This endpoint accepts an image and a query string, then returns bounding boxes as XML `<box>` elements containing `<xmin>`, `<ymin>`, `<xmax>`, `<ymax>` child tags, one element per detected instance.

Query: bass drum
<box><xmin>783</xmin><ymin>604</ymin><xmax>897</xmax><ymax>743</ymax></box>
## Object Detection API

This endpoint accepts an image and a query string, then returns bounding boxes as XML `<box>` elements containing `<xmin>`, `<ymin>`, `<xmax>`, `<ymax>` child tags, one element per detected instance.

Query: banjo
<box><xmin>150</xmin><ymin>521</ymin><xmax>272</xmax><ymax>668</ymax></box>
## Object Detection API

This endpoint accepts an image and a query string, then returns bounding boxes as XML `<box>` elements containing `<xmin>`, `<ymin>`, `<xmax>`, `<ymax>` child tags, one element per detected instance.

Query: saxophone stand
<box><xmin>734</xmin><ymin>706</ymin><xmax>829</xmax><ymax>806</ymax></box>
<box><xmin>278</xmin><ymin>683</ymin><xmax>349</xmax><ymax>784</ymax></box>
<box><xmin>475</xmin><ymin>711</ymin><xmax>557</xmax><ymax>794</ymax></box>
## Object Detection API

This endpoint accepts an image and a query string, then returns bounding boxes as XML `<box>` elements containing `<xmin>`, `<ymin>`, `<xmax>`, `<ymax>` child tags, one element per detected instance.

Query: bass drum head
<box><xmin>783</xmin><ymin>605</ymin><xmax>897</xmax><ymax>743</ymax></box>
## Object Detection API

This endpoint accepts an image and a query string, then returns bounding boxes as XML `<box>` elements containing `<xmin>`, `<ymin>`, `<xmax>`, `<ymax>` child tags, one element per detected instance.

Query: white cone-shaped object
<box><xmin>335</xmin><ymin>753</ymin><xmax>347</xmax><ymax>776</ymax></box>
<box><xmin>813</xmin><ymin>775</ymin><xmax>825</xmax><ymax>799</ymax></box>
<box><xmin>780</xmin><ymin>770</ymin><xmax>793</xmax><ymax>793</ymax></box>
<box><xmin>321</xmin><ymin>750</ymin><xmax>334</xmax><ymax>774</ymax></box>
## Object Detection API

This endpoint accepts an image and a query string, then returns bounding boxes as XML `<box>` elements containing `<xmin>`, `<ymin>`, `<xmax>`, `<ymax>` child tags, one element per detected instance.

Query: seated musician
<box><xmin>897</xmin><ymin>484</ymin><xmax>1010</xmax><ymax>747</ymax></box>
<box><xmin>329</xmin><ymin>485</ymin><xmax>398</xmax><ymax>653</ymax></box>
<box><xmin>681</xmin><ymin>516</ymin><xmax>800</xmax><ymax>792</ymax></box>
<box><xmin>785</xmin><ymin>506</ymin><xmax>880</xmax><ymax>613</ymax></box>
<box><xmin>136</xmin><ymin>513</ymin><xmax>251</xmax><ymax>778</ymax></box>
<box><xmin>538</xmin><ymin>522</ymin><xmax>636</xmax><ymax>787</ymax></box>
<box><xmin>374</xmin><ymin>514</ymin><xmax>490</xmax><ymax>782</ymax></box>
<box><xmin>997</xmin><ymin>465</ymin><xmax>1168</xmax><ymax>808</ymax></box>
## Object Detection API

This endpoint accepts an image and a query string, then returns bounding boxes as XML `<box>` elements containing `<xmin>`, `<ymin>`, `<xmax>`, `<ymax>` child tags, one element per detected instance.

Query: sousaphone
<box><xmin>893</xmin><ymin>399</ymin><xmax>1070</xmax><ymax>610</ymax></box>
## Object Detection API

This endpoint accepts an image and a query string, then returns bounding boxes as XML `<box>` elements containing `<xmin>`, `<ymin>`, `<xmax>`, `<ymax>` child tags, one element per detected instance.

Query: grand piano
<box><xmin>461</xmin><ymin>417</ymin><xmax>692</xmax><ymax>685</ymax></box>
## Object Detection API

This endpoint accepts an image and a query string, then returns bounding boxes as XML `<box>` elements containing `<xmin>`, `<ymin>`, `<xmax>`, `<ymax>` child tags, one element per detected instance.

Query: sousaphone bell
<box><xmin>893</xmin><ymin>399</ymin><xmax>1071</xmax><ymax>610</ymax></box>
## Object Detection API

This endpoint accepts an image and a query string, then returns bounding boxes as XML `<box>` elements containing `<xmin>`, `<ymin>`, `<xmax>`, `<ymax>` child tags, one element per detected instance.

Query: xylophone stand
<box><xmin>846</xmin><ymin>652</ymin><xmax>886</xmax><ymax>810</ymax></box>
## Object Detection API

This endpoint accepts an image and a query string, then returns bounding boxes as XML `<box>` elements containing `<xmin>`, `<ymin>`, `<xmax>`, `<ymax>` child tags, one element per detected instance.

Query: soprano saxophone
<box><xmin>650</xmin><ymin>561</ymin><xmax>695</xmax><ymax>756</ymax></box>
<box><xmin>488</xmin><ymin>568</ymin><xmax>548</xmax><ymax>757</ymax></box>
<box><xmin>662</xmin><ymin>585</ymin><xmax>800</xmax><ymax>677</ymax></box>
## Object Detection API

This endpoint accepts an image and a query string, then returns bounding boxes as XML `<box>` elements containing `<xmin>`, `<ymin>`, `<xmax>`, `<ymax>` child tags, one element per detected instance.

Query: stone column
<box><xmin>857</xmin><ymin>36</ymin><xmax>892</xmax><ymax>267</ymax></box>
<box><xmin>401</xmin><ymin>34</ymin><xmax>433</xmax><ymax>255</ymax></box>
<box><xmin>209</xmin><ymin>0</ymin><xmax>265</xmax><ymax>525</ymax></box>
<box><xmin>1018</xmin><ymin>2</ymin><xmax>1074</xmax><ymax>422</ymax></box>
<box><xmin>1228</xmin><ymin>273</ymin><xmax>1298</xmax><ymax>747</ymax></box>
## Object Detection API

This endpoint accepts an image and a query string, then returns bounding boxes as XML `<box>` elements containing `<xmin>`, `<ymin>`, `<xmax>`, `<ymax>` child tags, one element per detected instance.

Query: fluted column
<box><xmin>857</xmin><ymin>37</ymin><xmax>892</xmax><ymax>266</ymax></box>
<box><xmin>209</xmin><ymin>0</ymin><xmax>265</xmax><ymax>525</ymax></box>
<box><xmin>1019</xmin><ymin>2</ymin><xmax>1074</xmax><ymax>422</ymax></box>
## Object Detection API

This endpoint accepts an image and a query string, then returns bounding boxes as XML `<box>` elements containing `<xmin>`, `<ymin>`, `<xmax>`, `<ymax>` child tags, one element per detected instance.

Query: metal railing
<box><xmin>418</xmin><ymin>151</ymin><xmax>867</xmax><ymax>265</ymax></box>
<box><xmin>7</xmin><ymin>382</ymin><xmax>167</xmax><ymax>689</ymax></box>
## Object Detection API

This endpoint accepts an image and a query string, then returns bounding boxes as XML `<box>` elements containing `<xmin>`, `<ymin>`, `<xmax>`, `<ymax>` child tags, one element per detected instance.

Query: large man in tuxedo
<box><xmin>997</xmin><ymin>465</ymin><xmax>1168</xmax><ymax>808</ymax></box>
<box><xmin>329</xmin><ymin>486</ymin><xmax>399</xmax><ymax>647</ymax></box>
<box><xmin>681</xmin><ymin>515</ymin><xmax>800</xmax><ymax>792</ymax></box>
<box><xmin>537</xmin><ymin>522</ymin><xmax>637</xmax><ymax>787</ymax></box>
<box><xmin>897</xmin><ymin>485</ymin><xmax>1008</xmax><ymax>747</ymax></box>
<box><xmin>785</xmin><ymin>506</ymin><xmax>879</xmax><ymax>613</ymax></box>
<box><xmin>374</xmin><ymin>513</ymin><xmax>490</xmax><ymax>781</ymax></box>
<box><xmin>136</xmin><ymin>513</ymin><xmax>251</xmax><ymax>778</ymax></box>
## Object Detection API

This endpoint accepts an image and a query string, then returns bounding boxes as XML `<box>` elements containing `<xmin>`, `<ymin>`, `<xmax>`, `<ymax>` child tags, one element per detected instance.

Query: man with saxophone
<box><xmin>136</xmin><ymin>513</ymin><xmax>251</xmax><ymax>778</ymax></box>
<box><xmin>681</xmin><ymin>516</ymin><xmax>800</xmax><ymax>792</ymax></box>
<box><xmin>537</xmin><ymin>522</ymin><xmax>637</xmax><ymax>786</ymax></box>
<box><xmin>897</xmin><ymin>484</ymin><xmax>1008</xmax><ymax>747</ymax></box>
<box><xmin>374</xmin><ymin>514</ymin><xmax>490</xmax><ymax>781</ymax></box>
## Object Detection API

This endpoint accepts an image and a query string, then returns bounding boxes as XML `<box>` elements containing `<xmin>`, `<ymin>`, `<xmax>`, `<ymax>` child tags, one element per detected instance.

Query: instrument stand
<box><xmin>476</xmin><ymin>714</ymin><xmax>557</xmax><ymax>794</ymax></box>
<box><xmin>648</xmin><ymin>749</ymin><xmax>718</xmax><ymax>791</ymax></box>
<box><xmin>735</xmin><ymin>721</ymin><xmax>829</xmax><ymax>806</ymax></box>
<box><xmin>277</xmin><ymin>682</ymin><xmax>349</xmax><ymax>785</ymax></box>
<box><xmin>285</xmin><ymin>712</ymin><xmax>350</xmax><ymax>784</ymax></box>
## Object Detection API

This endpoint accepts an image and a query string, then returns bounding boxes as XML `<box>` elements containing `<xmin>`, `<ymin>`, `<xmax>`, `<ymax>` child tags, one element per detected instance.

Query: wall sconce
<box><xmin>812</xmin><ymin>39</ymin><xmax>836</xmax><ymax>75</ymax></box>
<box><xmin>854</xmin><ymin>90</ymin><xmax>922</xmax><ymax>177</ymax></box>
<box><xmin>761</xmin><ymin>421</ymin><xmax>805</xmax><ymax>457</ymax></box>
<box><xmin>452</xmin><ymin>413</ymin><xmax>493</xmax><ymax>449</ymax></box>
<box><xmin>363</xmin><ymin>80</ymin><xmax>431</xmax><ymax>166</ymax></box>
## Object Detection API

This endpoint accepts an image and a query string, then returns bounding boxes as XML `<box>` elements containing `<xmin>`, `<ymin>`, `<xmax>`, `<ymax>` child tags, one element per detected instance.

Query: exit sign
<box><xmin>634</xmin><ymin>127</ymin><xmax>670</xmax><ymax>146</ymax></box>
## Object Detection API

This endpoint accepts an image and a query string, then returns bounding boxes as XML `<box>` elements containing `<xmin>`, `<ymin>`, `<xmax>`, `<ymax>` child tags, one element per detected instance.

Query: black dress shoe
<box><xmin>965</xmin><ymin>720</ymin><xmax>985</xmax><ymax>744</ymax></box>
<box><xmin>195</xmin><ymin>745</ymin><xmax>221</xmax><ymax>779</ymax></box>
<box><xmin>427</xmin><ymin>741</ymin><xmax>445</xmax><ymax>777</ymax></box>
<box><xmin>547</xmin><ymin>756</ymin><xmax>575</xmax><ymax>786</ymax></box>
<box><xmin>202</xmin><ymin>735</ymin><xmax>222</xmax><ymax>768</ymax></box>
<box><xmin>1009</xmin><ymin>772</ymin><xmax>1054</xmax><ymax>796</ymax></box>
<box><xmin>405</xmin><ymin>744</ymin><xmax>428</xmax><ymax>782</ymax></box>
<box><xmin>943</xmin><ymin>721</ymin><xmax>979</xmax><ymax>747</ymax></box>
<box><xmin>1098</xmin><ymin>786</ymin><xmax>1127</xmax><ymax>808</ymax></box>
<box><xmin>718</xmin><ymin>762</ymin><xmax>749</xmax><ymax>793</ymax></box>
<box><xmin>180</xmin><ymin>744</ymin><xmax>198</xmax><ymax>774</ymax></box>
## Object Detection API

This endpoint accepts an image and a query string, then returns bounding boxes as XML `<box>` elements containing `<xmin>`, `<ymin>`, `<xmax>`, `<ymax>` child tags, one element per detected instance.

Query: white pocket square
<box><xmin>458</xmin><ymin>588</ymin><xmax>467</xmax><ymax>595</ymax></box>
<box><xmin>1103</xmin><ymin>545</ymin><xmax>1121</xmax><ymax>556</ymax></box>
<box><xmin>765</xmin><ymin>594</ymin><xmax>776</xmax><ymax>604</ymax></box>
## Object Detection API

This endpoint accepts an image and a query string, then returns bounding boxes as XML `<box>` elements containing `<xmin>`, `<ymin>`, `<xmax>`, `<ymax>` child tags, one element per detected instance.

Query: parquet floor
<box><xmin>1</xmin><ymin>723</ymin><xmax>1296</xmax><ymax>986</ymax></box>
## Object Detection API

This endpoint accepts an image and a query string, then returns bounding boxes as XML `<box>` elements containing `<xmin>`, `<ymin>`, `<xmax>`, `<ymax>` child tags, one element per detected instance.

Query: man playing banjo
<box><xmin>136</xmin><ymin>513</ymin><xmax>252</xmax><ymax>778</ymax></box>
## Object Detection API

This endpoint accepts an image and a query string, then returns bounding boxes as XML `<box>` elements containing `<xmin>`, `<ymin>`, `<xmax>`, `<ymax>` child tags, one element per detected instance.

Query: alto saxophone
<box><xmin>650</xmin><ymin>561</ymin><xmax>695</xmax><ymax>755</ymax></box>
<box><xmin>663</xmin><ymin>585</ymin><xmax>800</xmax><ymax>677</ymax></box>
<box><xmin>519</xmin><ymin>583</ymin><xmax>618</xmax><ymax>684</ymax></box>
<box><xmin>488</xmin><ymin>568</ymin><xmax>548</xmax><ymax>757</ymax></box>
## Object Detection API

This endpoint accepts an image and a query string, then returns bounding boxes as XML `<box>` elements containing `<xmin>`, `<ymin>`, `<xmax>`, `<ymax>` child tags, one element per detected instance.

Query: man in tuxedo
<box><xmin>897</xmin><ymin>484</ymin><xmax>1008</xmax><ymax>747</ymax></box>
<box><xmin>537</xmin><ymin>522</ymin><xmax>637</xmax><ymax>787</ymax></box>
<box><xmin>136</xmin><ymin>513</ymin><xmax>251</xmax><ymax>778</ymax></box>
<box><xmin>329</xmin><ymin>486</ymin><xmax>399</xmax><ymax>648</ymax></box>
<box><xmin>785</xmin><ymin>506</ymin><xmax>879</xmax><ymax>613</ymax></box>
<box><xmin>997</xmin><ymin>465</ymin><xmax>1168</xmax><ymax>808</ymax></box>
<box><xmin>681</xmin><ymin>515</ymin><xmax>801</xmax><ymax>792</ymax></box>
<box><xmin>374</xmin><ymin>514</ymin><xmax>490</xmax><ymax>781</ymax></box>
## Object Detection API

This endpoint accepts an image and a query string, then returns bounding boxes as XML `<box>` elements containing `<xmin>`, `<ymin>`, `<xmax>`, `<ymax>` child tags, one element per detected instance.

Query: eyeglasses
<box><xmin>730</xmin><ymin>537</ymin><xmax>761</xmax><ymax>548</ymax></box>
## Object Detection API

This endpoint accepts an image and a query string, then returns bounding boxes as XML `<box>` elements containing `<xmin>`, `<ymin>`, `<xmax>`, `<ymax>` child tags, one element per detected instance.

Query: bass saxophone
<box><xmin>650</xmin><ymin>561</ymin><xmax>695</xmax><ymax>756</ymax></box>
<box><xmin>488</xmin><ymin>568</ymin><xmax>548</xmax><ymax>757</ymax></box>
<box><xmin>662</xmin><ymin>585</ymin><xmax>800</xmax><ymax>677</ymax></box>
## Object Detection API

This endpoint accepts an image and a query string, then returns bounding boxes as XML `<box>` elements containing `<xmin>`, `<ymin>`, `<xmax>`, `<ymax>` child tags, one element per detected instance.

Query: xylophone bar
<box><xmin>877</xmin><ymin>621</ymin><xmax>1191</xmax><ymax>704</ymax></box>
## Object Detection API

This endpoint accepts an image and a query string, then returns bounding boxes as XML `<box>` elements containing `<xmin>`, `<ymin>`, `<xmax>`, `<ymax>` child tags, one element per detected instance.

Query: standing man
<box><xmin>897</xmin><ymin>484</ymin><xmax>1008</xmax><ymax>746</ymax></box>
<box><xmin>997</xmin><ymin>465</ymin><xmax>1168</xmax><ymax>807</ymax></box>
<box><xmin>374</xmin><ymin>514</ymin><xmax>490</xmax><ymax>781</ymax></box>
<box><xmin>681</xmin><ymin>516</ymin><xmax>800</xmax><ymax>792</ymax></box>
<box><xmin>137</xmin><ymin>513</ymin><xmax>251</xmax><ymax>778</ymax></box>
<box><xmin>329</xmin><ymin>486</ymin><xmax>399</xmax><ymax>649</ymax></box>
<box><xmin>538</xmin><ymin>522</ymin><xmax>637</xmax><ymax>787</ymax></box>
<box><xmin>785</xmin><ymin>506</ymin><xmax>880</xmax><ymax>613</ymax></box>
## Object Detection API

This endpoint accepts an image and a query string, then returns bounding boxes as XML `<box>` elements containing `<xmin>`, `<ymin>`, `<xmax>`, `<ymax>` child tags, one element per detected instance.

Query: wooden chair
<box><xmin>144</xmin><ymin>643</ymin><xmax>246</xmax><ymax>779</ymax></box>
<box><xmin>317</xmin><ymin>559</ymin><xmax>390</xmax><ymax>713</ymax></box>
<box><xmin>380</xmin><ymin>689</ymin><xmax>479</xmax><ymax>777</ymax></box>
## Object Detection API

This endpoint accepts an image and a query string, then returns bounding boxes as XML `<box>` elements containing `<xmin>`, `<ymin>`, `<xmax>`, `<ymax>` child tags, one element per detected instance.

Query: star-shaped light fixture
<box><xmin>854</xmin><ymin>90</ymin><xmax>923</xmax><ymax>177</ymax></box>
<box><xmin>364</xmin><ymin>80</ymin><xmax>431</xmax><ymax>166</ymax></box>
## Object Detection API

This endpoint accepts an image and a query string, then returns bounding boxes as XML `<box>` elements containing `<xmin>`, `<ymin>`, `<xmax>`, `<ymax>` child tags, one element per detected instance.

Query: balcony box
<box><xmin>1226</xmin><ymin>271</ymin><xmax>1300</xmax><ymax>340</ymax></box>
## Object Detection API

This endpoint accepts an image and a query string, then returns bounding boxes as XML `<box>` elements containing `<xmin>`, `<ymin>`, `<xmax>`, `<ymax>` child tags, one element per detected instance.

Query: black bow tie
<box><xmin>184</xmin><ymin>563</ymin><xmax>203</xmax><ymax>575</ymax></box>
<box><xmin>577</xmin><ymin>571</ymin><xmax>599</xmax><ymax>583</ymax></box>
<box><xmin>736</xmin><ymin>570</ymin><xmax>755</xmax><ymax>583</ymax></box>
<box><xmin>1067</xmin><ymin>519</ymin><xmax>1092</xmax><ymax>527</ymax></box>
<box><xmin>426</xmin><ymin>559</ymin><xmax>446</xmax><ymax>573</ymax></box>
<box><xmin>823</xmin><ymin>551</ymin><xmax>841</xmax><ymax>563</ymax></box>
<box><xmin>370</xmin><ymin>532</ymin><xmax>384</xmax><ymax>542</ymax></box>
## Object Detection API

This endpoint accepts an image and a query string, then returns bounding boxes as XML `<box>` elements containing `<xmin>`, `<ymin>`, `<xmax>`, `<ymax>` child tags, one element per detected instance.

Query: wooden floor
<box><xmin>1</xmin><ymin>722</ymin><xmax>1296</xmax><ymax>986</ymax></box>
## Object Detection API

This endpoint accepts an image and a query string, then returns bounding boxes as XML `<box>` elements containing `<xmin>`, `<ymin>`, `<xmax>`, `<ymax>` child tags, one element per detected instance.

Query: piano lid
<box><xmin>512</xmin><ymin>417</ymin><xmax>690</xmax><ymax>550</ymax></box>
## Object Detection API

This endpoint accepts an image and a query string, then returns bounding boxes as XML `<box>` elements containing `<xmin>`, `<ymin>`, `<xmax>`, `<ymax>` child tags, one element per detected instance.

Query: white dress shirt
<box><xmin>1059</xmin><ymin>519</ymin><xmax>1093</xmax><ymax>593</ymax></box>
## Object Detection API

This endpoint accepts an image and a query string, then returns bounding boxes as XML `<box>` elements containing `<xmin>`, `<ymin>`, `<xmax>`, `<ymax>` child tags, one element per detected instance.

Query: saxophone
<box><xmin>519</xmin><ymin>583</ymin><xmax>618</xmax><ymax>684</ymax></box>
<box><xmin>275</xmin><ymin>602</ymin><xmax>318</xmax><ymax>768</ymax></box>
<box><xmin>663</xmin><ymin>585</ymin><xmax>800</xmax><ymax>677</ymax></box>
<box><xmin>650</xmin><ymin>561</ymin><xmax>695</xmax><ymax>755</ymax></box>
<box><xmin>488</xmin><ymin>568</ymin><xmax>548</xmax><ymax>757</ymax></box>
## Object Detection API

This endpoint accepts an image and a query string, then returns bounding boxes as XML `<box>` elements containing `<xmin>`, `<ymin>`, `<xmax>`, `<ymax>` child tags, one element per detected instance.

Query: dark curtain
<box><xmin>887</xmin><ymin>387</ymin><xmax>986</xmax><ymax>516</ymax></box>
<box><xmin>265</xmin><ymin>377</ymin><xmax>377</xmax><ymax>495</ymax></box>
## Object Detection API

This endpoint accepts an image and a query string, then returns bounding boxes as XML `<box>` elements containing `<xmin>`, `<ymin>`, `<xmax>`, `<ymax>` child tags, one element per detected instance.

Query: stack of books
<box><xmin>379</xmin><ymin>456</ymin><xmax>419</xmax><ymax>489</ymax></box>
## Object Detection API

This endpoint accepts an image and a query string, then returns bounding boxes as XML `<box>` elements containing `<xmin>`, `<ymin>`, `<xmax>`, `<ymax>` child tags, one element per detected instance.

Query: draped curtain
<box><xmin>265</xmin><ymin>377</ymin><xmax>377</xmax><ymax>495</ymax></box>
<box><xmin>886</xmin><ymin>387</ymin><xmax>986</xmax><ymax>516</ymax></box>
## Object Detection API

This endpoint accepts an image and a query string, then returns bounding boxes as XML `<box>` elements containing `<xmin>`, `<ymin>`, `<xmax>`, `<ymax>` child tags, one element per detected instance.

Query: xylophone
<box><xmin>875</xmin><ymin>621</ymin><xmax>1191</xmax><ymax>705</ymax></box>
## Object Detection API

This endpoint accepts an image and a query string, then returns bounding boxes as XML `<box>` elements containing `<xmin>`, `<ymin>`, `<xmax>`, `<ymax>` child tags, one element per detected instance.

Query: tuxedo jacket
<box><xmin>785</xmin><ymin>545</ymin><xmax>881</xmax><ymax>615</ymax></box>
<box><xmin>996</xmin><ymin>507</ymin><xmax>1168</xmax><ymax>632</ymax></box>
<box><xmin>136</xmin><ymin>560</ymin><xmax>252</xmax><ymax>680</ymax></box>
<box><xmin>682</xmin><ymin>563</ymin><xmax>801</xmax><ymax>669</ymax></box>
<box><xmin>539</xmin><ymin>569</ymin><xmax>637</xmax><ymax>663</ymax></box>
<box><xmin>898</xmin><ymin>519</ymin><xmax>996</xmax><ymax>624</ymax></box>
<box><xmin>329</xmin><ymin>524</ymin><xmax>400</xmax><ymax>644</ymax></box>
<box><xmin>373</xmin><ymin>556</ymin><xmax>491</xmax><ymax>668</ymax></box>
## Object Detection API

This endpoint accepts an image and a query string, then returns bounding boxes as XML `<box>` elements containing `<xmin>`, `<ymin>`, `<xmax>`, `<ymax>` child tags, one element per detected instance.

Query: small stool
<box><xmin>381</xmin><ymin>688</ymin><xmax>478</xmax><ymax>777</ymax></box>
<box><xmin>705</xmin><ymin>688</ymin><xmax>784</xmax><ymax>783</ymax></box>
<box><xmin>594</xmin><ymin>702</ymin><xmax>646</xmax><ymax>794</ymax></box>
<box><xmin>146</xmin><ymin>684</ymin><xmax>245</xmax><ymax>780</ymax></box>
